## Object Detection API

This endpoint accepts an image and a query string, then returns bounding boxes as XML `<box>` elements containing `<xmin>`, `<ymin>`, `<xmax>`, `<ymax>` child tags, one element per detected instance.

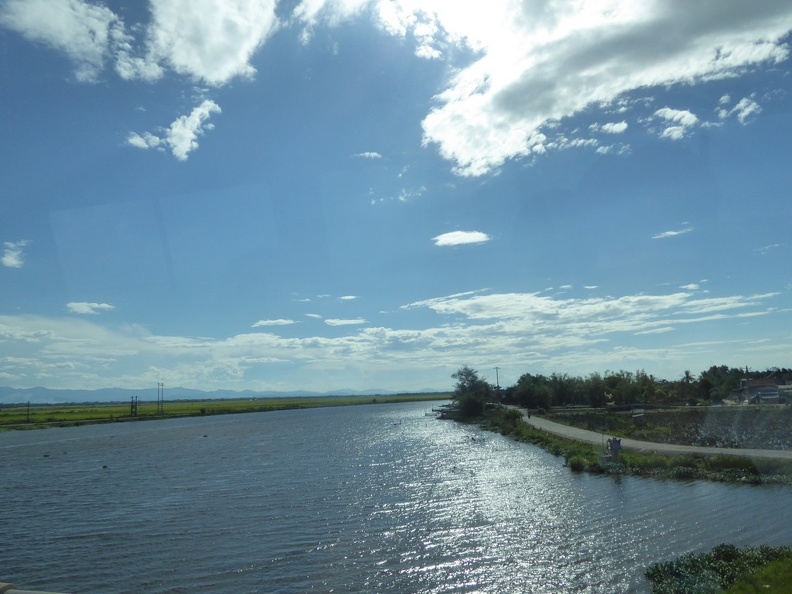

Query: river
<box><xmin>1</xmin><ymin>401</ymin><xmax>790</xmax><ymax>593</ymax></box>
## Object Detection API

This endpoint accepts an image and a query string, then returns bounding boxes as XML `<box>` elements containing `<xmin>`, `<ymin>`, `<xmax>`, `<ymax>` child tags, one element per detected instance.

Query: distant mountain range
<box><xmin>0</xmin><ymin>386</ymin><xmax>438</xmax><ymax>405</ymax></box>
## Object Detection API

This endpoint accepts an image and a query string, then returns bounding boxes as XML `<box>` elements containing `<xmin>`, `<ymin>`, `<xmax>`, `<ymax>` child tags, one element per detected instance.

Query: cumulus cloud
<box><xmin>339</xmin><ymin>295</ymin><xmax>358</xmax><ymax>301</ymax></box>
<box><xmin>5</xmin><ymin>1</ymin><xmax>788</xmax><ymax>174</ymax></box>
<box><xmin>1</xmin><ymin>0</ymin><xmax>278</xmax><ymax>85</ymax></box>
<box><xmin>2</xmin><ymin>240</ymin><xmax>29</xmax><ymax>268</ymax></box>
<box><xmin>252</xmin><ymin>319</ymin><xmax>297</xmax><ymax>327</ymax></box>
<box><xmin>127</xmin><ymin>100</ymin><xmax>221</xmax><ymax>160</ymax></box>
<box><xmin>353</xmin><ymin>151</ymin><xmax>382</xmax><ymax>159</ymax></box>
<box><xmin>66</xmin><ymin>302</ymin><xmax>115</xmax><ymax>315</ymax></box>
<box><xmin>0</xmin><ymin>0</ymin><xmax>125</xmax><ymax>82</ymax></box>
<box><xmin>718</xmin><ymin>96</ymin><xmax>762</xmax><ymax>123</ymax></box>
<box><xmin>602</xmin><ymin>122</ymin><xmax>628</xmax><ymax>134</ymax></box>
<box><xmin>433</xmin><ymin>231</ymin><xmax>490</xmax><ymax>246</ymax></box>
<box><xmin>144</xmin><ymin>0</ymin><xmax>279</xmax><ymax>85</ymax></box>
<box><xmin>654</xmin><ymin>108</ymin><xmax>700</xmax><ymax>140</ymax></box>
<box><xmin>409</xmin><ymin>2</ymin><xmax>792</xmax><ymax>175</ymax></box>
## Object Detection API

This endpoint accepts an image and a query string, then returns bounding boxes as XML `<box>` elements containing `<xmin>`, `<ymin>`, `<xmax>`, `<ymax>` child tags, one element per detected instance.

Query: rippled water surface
<box><xmin>1</xmin><ymin>401</ymin><xmax>791</xmax><ymax>593</ymax></box>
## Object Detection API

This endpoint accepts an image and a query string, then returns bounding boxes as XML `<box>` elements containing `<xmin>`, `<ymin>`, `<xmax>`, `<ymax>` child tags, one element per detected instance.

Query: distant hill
<box><xmin>0</xmin><ymin>386</ymin><xmax>428</xmax><ymax>405</ymax></box>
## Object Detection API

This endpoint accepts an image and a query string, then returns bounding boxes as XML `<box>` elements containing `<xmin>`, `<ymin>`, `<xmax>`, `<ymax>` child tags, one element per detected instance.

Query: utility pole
<box><xmin>157</xmin><ymin>382</ymin><xmax>164</xmax><ymax>414</ymax></box>
<box><xmin>494</xmin><ymin>367</ymin><xmax>500</xmax><ymax>391</ymax></box>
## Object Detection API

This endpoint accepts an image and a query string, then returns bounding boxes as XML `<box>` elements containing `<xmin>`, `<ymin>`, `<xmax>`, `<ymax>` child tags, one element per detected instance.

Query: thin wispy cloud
<box><xmin>325</xmin><ymin>318</ymin><xmax>367</xmax><ymax>326</ymax></box>
<box><xmin>252</xmin><ymin>319</ymin><xmax>296</xmax><ymax>327</ymax></box>
<box><xmin>2</xmin><ymin>286</ymin><xmax>780</xmax><ymax>390</ymax></box>
<box><xmin>66</xmin><ymin>302</ymin><xmax>115</xmax><ymax>315</ymax></box>
<box><xmin>652</xmin><ymin>227</ymin><xmax>694</xmax><ymax>239</ymax></box>
<box><xmin>353</xmin><ymin>151</ymin><xmax>382</xmax><ymax>159</ymax></box>
<box><xmin>2</xmin><ymin>240</ymin><xmax>29</xmax><ymax>268</ymax></box>
<box><xmin>339</xmin><ymin>295</ymin><xmax>357</xmax><ymax>301</ymax></box>
<box><xmin>755</xmin><ymin>243</ymin><xmax>781</xmax><ymax>255</ymax></box>
<box><xmin>433</xmin><ymin>231</ymin><xmax>490</xmax><ymax>247</ymax></box>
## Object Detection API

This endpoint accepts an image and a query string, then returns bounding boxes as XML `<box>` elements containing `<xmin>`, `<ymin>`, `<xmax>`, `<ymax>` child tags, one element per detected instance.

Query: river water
<box><xmin>1</xmin><ymin>401</ymin><xmax>790</xmax><ymax>593</ymax></box>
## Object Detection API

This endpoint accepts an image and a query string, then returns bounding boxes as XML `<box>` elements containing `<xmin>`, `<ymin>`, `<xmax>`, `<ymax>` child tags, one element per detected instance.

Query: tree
<box><xmin>451</xmin><ymin>366</ymin><xmax>493</xmax><ymax>418</ymax></box>
<box><xmin>513</xmin><ymin>372</ymin><xmax>552</xmax><ymax>410</ymax></box>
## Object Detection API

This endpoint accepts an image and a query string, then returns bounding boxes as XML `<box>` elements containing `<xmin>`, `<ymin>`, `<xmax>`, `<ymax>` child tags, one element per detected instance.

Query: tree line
<box><xmin>451</xmin><ymin>365</ymin><xmax>792</xmax><ymax>417</ymax></box>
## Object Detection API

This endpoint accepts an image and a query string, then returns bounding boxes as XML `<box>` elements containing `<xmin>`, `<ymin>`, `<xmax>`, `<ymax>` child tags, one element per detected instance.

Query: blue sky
<box><xmin>1</xmin><ymin>1</ymin><xmax>791</xmax><ymax>394</ymax></box>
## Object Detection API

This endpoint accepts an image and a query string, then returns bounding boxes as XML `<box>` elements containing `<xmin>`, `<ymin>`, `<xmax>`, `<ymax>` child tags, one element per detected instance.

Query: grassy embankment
<box><xmin>479</xmin><ymin>407</ymin><xmax>792</xmax><ymax>484</ymax></box>
<box><xmin>645</xmin><ymin>544</ymin><xmax>792</xmax><ymax>594</ymax></box>
<box><xmin>0</xmin><ymin>393</ymin><xmax>451</xmax><ymax>431</ymax></box>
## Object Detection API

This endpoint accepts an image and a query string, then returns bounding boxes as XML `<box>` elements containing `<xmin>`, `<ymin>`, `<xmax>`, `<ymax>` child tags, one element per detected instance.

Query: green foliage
<box><xmin>646</xmin><ymin>544</ymin><xmax>792</xmax><ymax>594</ymax></box>
<box><xmin>481</xmin><ymin>408</ymin><xmax>600</xmax><ymax>468</ymax></box>
<box><xmin>451</xmin><ymin>366</ymin><xmax>493</xmax><ymax>419</ymax></box>
<box><xmin>725</xmin><ymin>559</ymin><xmax>792</xmax><ymax>593</ymax></box>
<box><xmin>502</xmin><ymin>365</ymin><xmax>791</xmax><ymax>410</ymax></box>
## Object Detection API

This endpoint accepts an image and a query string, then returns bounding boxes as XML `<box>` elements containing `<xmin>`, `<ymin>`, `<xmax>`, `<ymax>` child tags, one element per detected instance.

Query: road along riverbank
<box><xmin>510</xmin><ymin>406</ymin><xmax>792</xmax><ymax>461</ymax></box>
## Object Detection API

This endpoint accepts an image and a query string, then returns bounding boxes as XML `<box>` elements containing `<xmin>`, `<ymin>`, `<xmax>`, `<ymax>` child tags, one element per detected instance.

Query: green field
<box><xmin>0</xmin><ymin>393</ymin><xmax>451</xmax><ymax>430</ymax></box>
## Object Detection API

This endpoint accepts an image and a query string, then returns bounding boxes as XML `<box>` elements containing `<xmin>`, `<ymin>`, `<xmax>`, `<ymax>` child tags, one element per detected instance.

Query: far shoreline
<box><xmin>0</xmin><ymin>393</ymin><xmax>452</xmax><ymax>432</ymax></box>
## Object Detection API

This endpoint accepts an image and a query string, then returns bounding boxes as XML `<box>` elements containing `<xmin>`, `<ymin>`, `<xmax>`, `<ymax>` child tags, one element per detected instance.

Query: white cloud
<box><xmin>0</xmin><ymin>285</ymin><xmax>786</xmax><ymax>391</ymax></box>
<box><xmin>325</xmin><ymin>318</ymin><xmax>367</xmax><ymax>326</ymax></box>
<box><xmin>127</xmin><ymin>100</ymin><xmax>221</xmax><ymax>160</ymax></box>
<box><xmin>719</xmin><ymin>96</ymin><xmax>762</xmax><ymax>123</ymax></box>
<box><xmin>2</xmin><ymin>240</ymin><xmax>29</xmax><ymax>268</ymax></box>
<box><xmin>755</xmin><ymin>243</ymin><xmax>781</xmax><ymax>255</ymax></box>
<box><xmin>0</xmin><ymin>0</ymin><xmax>124</xmax><ymax>82</ymax></box>
<box><xmin>339</xmin><ymin>295</ymin><xmax>358</xmax><ymax>301</ymax></box>
<box><xmin>305</xmin><ymin>313</ymin><xmax>323</xmax><ymax>319</ymax></box>
<box><xmin>654</xmin><ymin>108</ymin><xmax>700</xmax><ymax>140</ymax></box>
<box><xmin>252</xmin><ymin>319</ymin><xmax>297</xmax><ymax>327</ymax></box>
<box><xmin>145</xmin><ymin>0</ymin><xmax>279</xmax><ymax>85</ymax></box>
<box><xmin>594</xmin><ymin>121</ymin><xmax>629</xmax><ymax>134</ymax></box>
<box><xmin>293</xmin><ymin>0</ymin><xmax>370</xmax><ymax>42</ymax></box>
<box><xmin>433</xmin><ymin>230</ymin><xmax>490</xmax><ymax>246</ymax></box>
<box><xmin>407</xmin><ymin>2</ymin><xmax>792</xmax><ymax>175</ymax></box>
<box><xmin>652</xmin><ymin>227</ymin><xmax>694</xmax><ymax>239</ymax></box>
<box><xmin>353</xmin><ymin>151</ymin><xmax>382</xmax><ymax>159</ymax></box>
<box><xmin>66</xmin><ymin>302</ymin><xmax>115</xmax><ymax>315</ymax></box>
<box><xmin>6</xmin><ymin>1</ymin><xmax>787</xmax><ymax>175</ymax></box>
<box><xmin>1</xmin><ymin>0</ymin><xmax>278</xmax><ymax>86</ymax></box>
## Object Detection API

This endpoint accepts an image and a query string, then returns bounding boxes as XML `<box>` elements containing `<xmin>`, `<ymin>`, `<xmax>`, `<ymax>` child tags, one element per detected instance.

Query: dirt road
<box><xmin>511</xmin><ymin>407</ymin><xmax>792</xmax><ymax>461</ymax></box>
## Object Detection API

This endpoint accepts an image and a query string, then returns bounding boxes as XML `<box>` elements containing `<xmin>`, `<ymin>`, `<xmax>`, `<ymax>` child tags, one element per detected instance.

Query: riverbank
<box><xmin>0</xmin><ymin>393</ymin><xmax>451</xmax><ymax>431</ymax></box>
<box><xmin>478</xmin><ymin>407</ymin><xmax>792</xmax><ymax>485</ymax></box>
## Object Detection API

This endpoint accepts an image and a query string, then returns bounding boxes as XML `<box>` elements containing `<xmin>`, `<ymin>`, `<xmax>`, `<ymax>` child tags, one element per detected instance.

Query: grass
<box><xmin>724</xmin><ymin>559</ymin><xmax>792</xmax><ymax>593</ymax></box>
<box><xmin>478</xmin><ymin>407</ymin><xmax>792</xmax><ymax>484</ymax></box>
<box><xmin>546</xmin><ymin>406</ymin><xmax>792</xmax><ymax>450</ymax></box>
<box><xmin>646</xmin><ymin>544</ymin><xmax>792</xmax><ymax>594</ymax></box>
<box><xmin>0</xmin><ymin>393</ymin><xmax>451</xmax><ymax>430</ymax></box>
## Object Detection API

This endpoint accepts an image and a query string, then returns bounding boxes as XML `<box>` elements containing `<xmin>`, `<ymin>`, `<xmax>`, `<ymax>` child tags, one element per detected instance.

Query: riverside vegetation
<box><xmin>0</xmin><ymin>393</ymin><xmax>450</xmax><ymax>431</ymax></box>
<box><xmin>447</xmin><ymin>366</ymin><xmax>792</xmax><ymax>593</ymax></box>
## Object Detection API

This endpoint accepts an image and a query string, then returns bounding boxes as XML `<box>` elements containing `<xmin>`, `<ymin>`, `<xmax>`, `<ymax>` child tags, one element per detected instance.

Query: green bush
<box><xmin>646</xmin><ymin>544</ymin><xmax>792</xmax><ymax>594</ymax></box>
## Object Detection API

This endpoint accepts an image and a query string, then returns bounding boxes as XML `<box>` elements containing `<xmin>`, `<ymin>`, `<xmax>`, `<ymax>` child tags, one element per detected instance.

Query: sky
<box><xmin>1</xmin><ymin>0</ymin><xmax>791</xmax><ymax>396</ymax></box>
